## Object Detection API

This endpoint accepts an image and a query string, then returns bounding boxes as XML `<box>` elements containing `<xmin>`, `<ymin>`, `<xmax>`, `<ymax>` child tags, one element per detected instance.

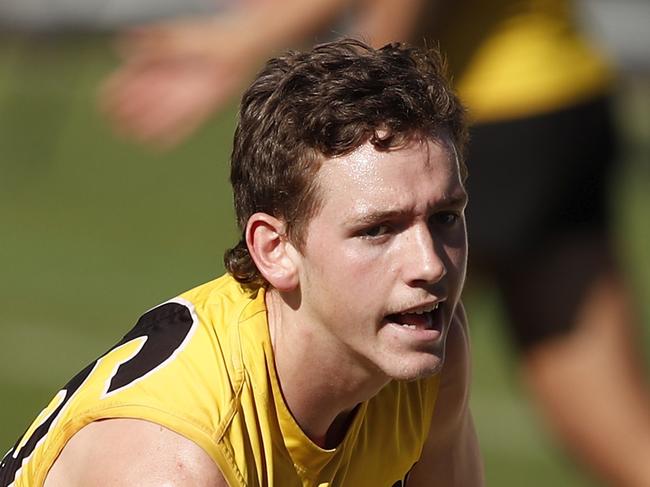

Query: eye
<box><xmin>361</xmin><ymin>223</ymin><xmax>392</xmax><ymax>239</ymax></box>
<box><xmin>431</xmin><ymin>212</ymin><xmax>460</xmax><ymax>227</ymax></box>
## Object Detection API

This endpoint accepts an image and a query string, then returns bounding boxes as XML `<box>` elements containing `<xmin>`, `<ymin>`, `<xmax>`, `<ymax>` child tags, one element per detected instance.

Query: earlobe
<box><xmin>245</xmin><ymin>213</ymin><xmax>299</xmax><ymax>292</ymax></box>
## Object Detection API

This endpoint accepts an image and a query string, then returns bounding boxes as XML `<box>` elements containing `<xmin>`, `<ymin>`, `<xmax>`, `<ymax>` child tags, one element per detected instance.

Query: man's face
<box><xmin>295</xmin><ymin>137</ymin><xmax>468</xmax><ymax>381</ymax></box>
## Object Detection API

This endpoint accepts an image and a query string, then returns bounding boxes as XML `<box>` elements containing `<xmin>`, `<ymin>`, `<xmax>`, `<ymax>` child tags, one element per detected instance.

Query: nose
<box><xmin>402</xmin><ymin>224</ymin><xmax>446</xmax><ymax>286</ymax></box>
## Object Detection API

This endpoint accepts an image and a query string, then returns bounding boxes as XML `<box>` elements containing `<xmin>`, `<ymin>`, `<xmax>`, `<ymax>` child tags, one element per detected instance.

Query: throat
<box><xmin>319</xmin><ymin>405</ymin><xmax>361</xmax><ymax>449</ymax></box>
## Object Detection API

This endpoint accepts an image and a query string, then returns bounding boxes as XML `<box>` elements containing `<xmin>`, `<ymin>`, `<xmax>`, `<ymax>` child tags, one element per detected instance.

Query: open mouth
<box><xmin>385</xmin><ymin>302</ymin><xmax>443</xmax><ymax>332</ymax></box>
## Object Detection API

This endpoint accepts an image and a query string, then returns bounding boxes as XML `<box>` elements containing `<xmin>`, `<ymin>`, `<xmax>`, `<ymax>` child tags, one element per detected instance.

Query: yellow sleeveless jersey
<box><xmin>419</xmin><ymin>0</ymin><xmax>613</xmax><ymax>122</ymax></box>
<box><xmin>1</xmin><ymin>274</ymin><xmax>440</xmax><ymax>486</ymax></box>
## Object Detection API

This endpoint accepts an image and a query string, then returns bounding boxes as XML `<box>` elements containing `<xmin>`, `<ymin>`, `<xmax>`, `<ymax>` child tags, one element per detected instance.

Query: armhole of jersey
<box><xmin>34</xmin><ymin>405</ymin><xmax>244</xmax><ymax>487</ymax></box>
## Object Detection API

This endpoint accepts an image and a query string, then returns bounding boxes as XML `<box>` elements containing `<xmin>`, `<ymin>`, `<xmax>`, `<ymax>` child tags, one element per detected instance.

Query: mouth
<box><xmin>385</xmin><ymin>301</ymin><xmax>444</xmax><ymax>333</ymax></box>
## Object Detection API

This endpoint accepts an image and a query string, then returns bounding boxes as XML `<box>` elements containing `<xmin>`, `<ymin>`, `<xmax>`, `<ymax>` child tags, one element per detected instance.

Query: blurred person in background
<box><xmin>407</xmin><ymin>2</ymin><xmax>650</xmax><ymax>486</ymax></box>
<box><xmin>99</xmin><ymin>0</ymin><xmax>650</xmax><ymax>485</ymax></box>
<box><xmin>100</xmin><ymin>0</ymin><xmax>362</xmax><ymax>147</ymax></box>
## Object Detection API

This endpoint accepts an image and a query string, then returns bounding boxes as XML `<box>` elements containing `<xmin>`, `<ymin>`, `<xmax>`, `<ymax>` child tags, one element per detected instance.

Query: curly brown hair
<box><xmin>224</xmin><ymin>38</ymin><xmax>467</xmax><ymax>289</ymax></box>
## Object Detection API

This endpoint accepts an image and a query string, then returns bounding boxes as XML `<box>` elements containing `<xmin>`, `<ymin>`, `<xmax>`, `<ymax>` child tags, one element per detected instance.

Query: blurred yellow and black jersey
<box><xmin>1</xmin><ymin>274</ymin><xmax>440</xmax><ymax>486</ymax></box>
<box><xmin>416</xmin><ymin>0</ymin><xmax>612</xmax><ymax>123</ymax></box>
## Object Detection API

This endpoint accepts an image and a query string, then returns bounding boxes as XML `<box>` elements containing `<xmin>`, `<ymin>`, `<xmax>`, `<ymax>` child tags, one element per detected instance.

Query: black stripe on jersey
<box><xmin>0</xmin><ymin>361</ymin><xmax>96</xmax><ymax>486</ymax></box>
<box><xmin>0</xmin><ymin>301</ymin><xmax>195</xmax><ymax>486</ymax></box>
<box><xmin>105</xmin><ymin>301</ymin><xmax>194</xmax><ymax>395</ymax></box>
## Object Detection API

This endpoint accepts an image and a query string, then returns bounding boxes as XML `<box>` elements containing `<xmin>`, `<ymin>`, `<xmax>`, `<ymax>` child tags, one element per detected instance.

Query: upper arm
<box><xmin>44</xmin><ymin>418</ymin><xmax>228</xmax><ymax>487</ymax></box>
<box><xmin>407</xmin><ymin>302</ymin><xmax>484</xmax><ymax>486</ymax></box>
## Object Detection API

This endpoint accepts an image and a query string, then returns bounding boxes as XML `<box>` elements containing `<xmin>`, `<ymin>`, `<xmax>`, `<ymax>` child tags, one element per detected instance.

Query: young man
<box><xmin>1</xmin><ymin>39</ymin><xmax>483</xmax><ymax>486</ymax></box>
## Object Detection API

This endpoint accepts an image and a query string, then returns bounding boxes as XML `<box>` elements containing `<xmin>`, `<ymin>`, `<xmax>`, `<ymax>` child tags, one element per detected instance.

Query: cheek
<box><xmin>304</xmin><ymin>245</ymin><xmax>391</xmax><ymax>312</ymax></box>
<box><xmin>444</xmin><ymin>223</ymin><xmax>468</xmax><ymax>266</ymax></box>
<box><xmin>448</xmin><ymin>246</ymin><xmax>467</xmax><ymax>281</ymax></box>
<box><xmin>340</xmin><ymin>247</ymin><xmax>401</xmax><ymax>293</ymax></box>
<box><xmin>310</xmin><ymin>235</ymin><xmax>386</xmax><ymax>277</ymax></box>
<box><xmin>444</xmin><ymin>236</ymin><xmax>468</xmax><ymax>294</ymax></box>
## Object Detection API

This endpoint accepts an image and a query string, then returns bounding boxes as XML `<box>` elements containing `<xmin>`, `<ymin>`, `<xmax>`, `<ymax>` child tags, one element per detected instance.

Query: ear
<box><xmin>245</xmin><ymin>213</ymin><xmax>300</xmax><ymax>292</ymax></box>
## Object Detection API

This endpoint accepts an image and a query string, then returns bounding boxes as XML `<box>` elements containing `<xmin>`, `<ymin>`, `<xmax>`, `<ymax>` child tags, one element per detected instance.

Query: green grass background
<box><xmin>1</xmin><ymin>33</ymin><xmax>649</xmax><ymax>485</ymax></box>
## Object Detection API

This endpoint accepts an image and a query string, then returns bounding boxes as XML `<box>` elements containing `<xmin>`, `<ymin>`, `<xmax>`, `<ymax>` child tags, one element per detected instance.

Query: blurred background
<box><xmin>0</xmin><ymin>0</ymin><xmax>649</xmax><ymax>485</ymax></box>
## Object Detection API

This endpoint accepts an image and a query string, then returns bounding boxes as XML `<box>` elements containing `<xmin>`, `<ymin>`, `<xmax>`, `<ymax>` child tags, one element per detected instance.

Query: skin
<box><xmin>44</xmin><ymin>419</ymin><xmax>226</xmax><ymax>486</ymax></box>
<box><xmin>45</xmin><ymin>138</ymin><xmax>483</xmax><ymax>485</ymax></box>
<box><xmin>249</xmin><ymin>137</ymin><xmax>483</xmax><ymax>477</ymax></box>
<box><xmin>260</xmin><ymin>138</ymin><xmax>468</xmax><ymax>434</ymax></box>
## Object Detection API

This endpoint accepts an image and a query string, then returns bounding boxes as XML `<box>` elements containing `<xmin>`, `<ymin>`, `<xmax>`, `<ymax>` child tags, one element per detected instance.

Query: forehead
<box><xmin>314</xmin><ymin>138</ymin><xmax>464</xmax><ymax>216</ymax></box>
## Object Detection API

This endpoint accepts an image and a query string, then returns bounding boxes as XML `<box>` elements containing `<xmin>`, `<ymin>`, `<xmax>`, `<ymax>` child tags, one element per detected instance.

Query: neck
<box><xmin>266</xmin><ymin>289</ymin><xmax>389</xmax><ymax>448</ymax></box>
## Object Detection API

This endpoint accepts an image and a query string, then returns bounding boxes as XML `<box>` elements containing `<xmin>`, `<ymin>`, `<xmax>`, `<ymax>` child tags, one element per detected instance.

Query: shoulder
<box><xmin>18</xmin><ymin>278</ymin><xmax>252</xmax><ymax>487</ymax></box>
<box><xmin>406</xmin><ymin>302</ymin><xmax>484</xmax><ymax>486</ymax></box>
<box><xmin>44</xmin><ymin>418</ymin><xmax>228</xmax><ymax>487</ymax></box>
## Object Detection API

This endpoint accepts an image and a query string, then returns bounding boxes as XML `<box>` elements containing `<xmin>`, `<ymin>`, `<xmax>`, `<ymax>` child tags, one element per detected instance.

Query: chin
<box><xmin>385</xmin><ymin>354</ymin><xmax>444</xmax><ymax>382</ymax></box>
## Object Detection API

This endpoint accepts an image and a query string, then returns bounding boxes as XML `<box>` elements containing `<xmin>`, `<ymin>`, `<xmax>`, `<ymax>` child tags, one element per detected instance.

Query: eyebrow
<box><xmin>346</xmin><ymin>192</ymin><xmax>469</xmax><ymax>226</ymax></box>
<box><xmin>348</xmin><ymin>208</ymin><xmax>411</xmax><ymax>226</ymax></box>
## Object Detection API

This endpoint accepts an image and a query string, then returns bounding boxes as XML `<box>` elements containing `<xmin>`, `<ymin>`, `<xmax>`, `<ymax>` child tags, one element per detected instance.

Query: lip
<box><xmin>388</xmin><ymin>298</ymin><xmax>446</xmax><ymax>316</ymax></box>
<box><xmin>386</xmin><ymin>322</ymin><xmax>443</xmax><ymax>342</ymax></box>
<box><xmin>381</xmin><ymin>301</ymin><xmax>447</xmax><ymax>342</ymax></box>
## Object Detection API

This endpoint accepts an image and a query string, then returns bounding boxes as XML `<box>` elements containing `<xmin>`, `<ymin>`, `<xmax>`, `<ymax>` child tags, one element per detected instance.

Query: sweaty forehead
<box><xmin>310</xmin><ymin>137</ymin><xmax>464</xmax><ymax>224</ymax></box>
<box><xmin>317</xmin><ymin>137</ymin><xmax>458</xmax><ymax>192</ymax></box>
